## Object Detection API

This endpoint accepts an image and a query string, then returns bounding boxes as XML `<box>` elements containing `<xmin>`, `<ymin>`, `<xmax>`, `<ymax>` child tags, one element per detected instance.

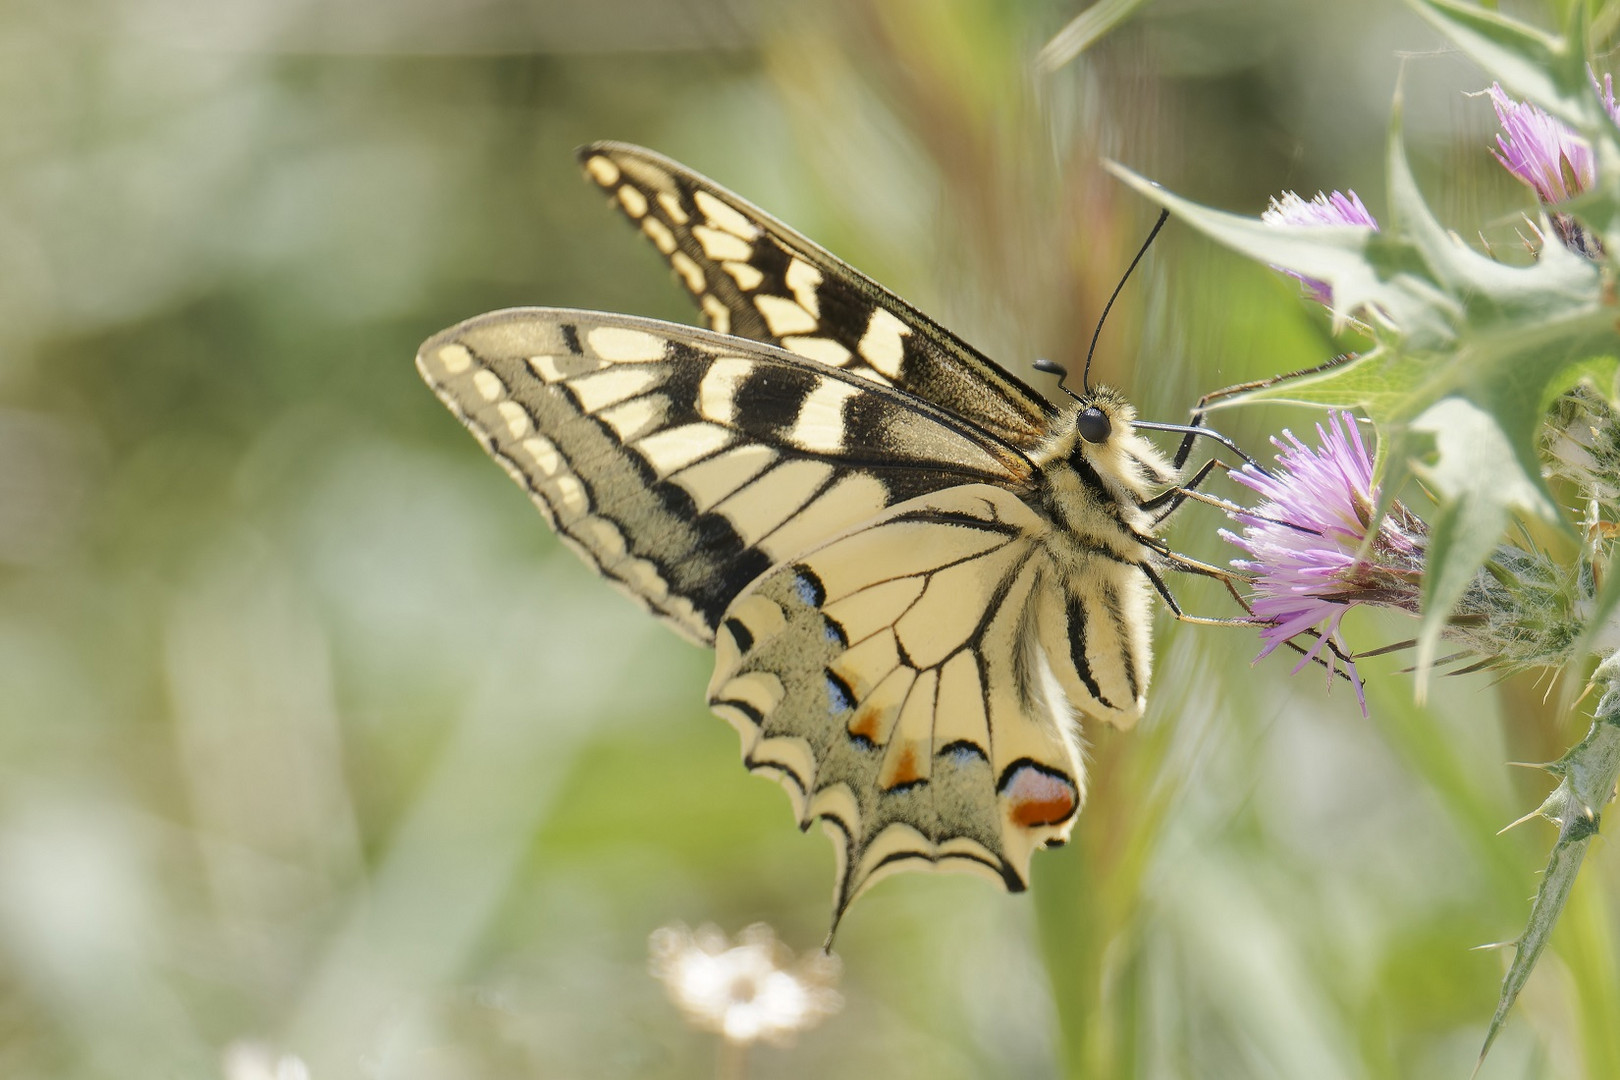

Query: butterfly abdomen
<box><xmin>1017</xmin><ymin>392</ymin><xmax>1171</xmax><ymax>729</ymax></box>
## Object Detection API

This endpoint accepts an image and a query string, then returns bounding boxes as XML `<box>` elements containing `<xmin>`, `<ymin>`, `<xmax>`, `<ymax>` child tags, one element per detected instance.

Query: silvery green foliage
<box><xmin>1117</xmin><ymin>0</ymin><xmax>1620</xmax><ymax>1065</ymax></box>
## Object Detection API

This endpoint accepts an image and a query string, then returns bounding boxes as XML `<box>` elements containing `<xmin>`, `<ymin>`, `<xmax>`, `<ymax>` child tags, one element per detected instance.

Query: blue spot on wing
<box><xmin>793</xmin><ymin>567</ymin><xmax>825</xmax><ymax>609</ymax></box>
<box><xmin>825</xmin><ymin>671</ymin><xmax>854</xmax><ymax>715</ymax></box>
<box><xmin>939</xmin><ymin>739</ymin><xmax>988</xmax><ymax>766</ymax></box>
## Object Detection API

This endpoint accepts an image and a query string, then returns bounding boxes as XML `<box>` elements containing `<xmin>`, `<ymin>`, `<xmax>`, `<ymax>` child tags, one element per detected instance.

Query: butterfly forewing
<box><xmin>417</xmin><ymin>307</ymin><xmax>1034</xmax><ymax>643</ymax></box>
<box><xmin>578</xmin><ymin>142</ymin><xmax>1058</xmax><ymax>449</ymax></box>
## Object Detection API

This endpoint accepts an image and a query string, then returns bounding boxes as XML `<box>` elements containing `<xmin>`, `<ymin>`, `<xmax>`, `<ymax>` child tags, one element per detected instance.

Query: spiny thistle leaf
<box><xmin>1478</xmin><ymin>656</ymin><xmax>1620</xmax><ymax>1071</ymax></box>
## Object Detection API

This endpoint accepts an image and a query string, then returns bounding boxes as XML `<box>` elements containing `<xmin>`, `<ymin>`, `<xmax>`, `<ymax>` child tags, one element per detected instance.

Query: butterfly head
<box><xmin>1064</xmin><ymin>385</ymin><xmax>1136</xmax><ymax>447</ymax></box>
<box><xmin>1074</xmin><ymin>401</ymin><xmax>1114</xmax><ymax>445</ymax></box>
<box><xmin>1031</xmin><ymin>358</ymin><xmax>1136</xmax><ymax>449</ymax></box>
<box><xmin>1043</xmin><ymin>385</ymin><xmax>1175</xmax><ymax>501</ymax></box>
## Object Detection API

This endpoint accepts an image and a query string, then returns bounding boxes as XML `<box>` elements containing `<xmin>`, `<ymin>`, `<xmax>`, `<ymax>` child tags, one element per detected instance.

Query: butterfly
<box><xmin>416</xmin><ymin>142</ymin><xmax>1224</xmax><ymax>930</ymax></box>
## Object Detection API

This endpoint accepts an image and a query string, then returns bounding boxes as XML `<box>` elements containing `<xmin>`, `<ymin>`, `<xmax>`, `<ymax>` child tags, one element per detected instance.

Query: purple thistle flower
<box><xmin>1486</xmin><ymin>77</ymin><xmax>1619</xmax><ymax>257</ymax></box>
<box><xmin>1488</xmin><ymin>82</ymin><xmax>1593</xmax><ymax>204</ymax></box>
<box><xmin>1222</xmin><ymin>412</ymin><xmax>1427</xmax><ymax>714</ymax></box>
<box><xmin>1263</xmin><ymin>190</ymin><xmax>1378</xmax><ymax>230</ymax></box>
<box><xmin>1261</xmin><ymin>190</ymin><xmax>1378</xmax><ymax>304</ymax></box>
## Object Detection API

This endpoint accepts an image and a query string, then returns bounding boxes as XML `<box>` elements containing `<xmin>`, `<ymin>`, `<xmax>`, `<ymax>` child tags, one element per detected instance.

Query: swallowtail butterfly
<box><xmin>417</xmin><ymin>143</ymin><xmax>1211</xmax><ymax>928</ymax></box>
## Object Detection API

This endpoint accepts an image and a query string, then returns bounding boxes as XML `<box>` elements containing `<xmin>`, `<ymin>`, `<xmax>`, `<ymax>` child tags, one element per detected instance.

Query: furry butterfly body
<box><xmin>417</xmin><ymin>143</ymin><xmax>1181</xmax><ymax>923</ymax></box>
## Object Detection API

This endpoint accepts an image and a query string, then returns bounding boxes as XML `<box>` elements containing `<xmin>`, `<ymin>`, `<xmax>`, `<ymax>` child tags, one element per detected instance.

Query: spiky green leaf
<box><xmin>1478</xmin><ymin>656</ymin><xmax>1620</xmax><ymax>1069</ymax></box>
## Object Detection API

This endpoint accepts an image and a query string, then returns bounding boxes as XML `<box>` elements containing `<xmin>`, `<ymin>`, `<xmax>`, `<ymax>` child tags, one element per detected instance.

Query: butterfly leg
<box><xmin>1141</xmin><ymin>455</ymin><xmax>1306</xmax><ymax>532</ymax></box>
<box><xmin>1143</xmin><ymin>352</ymin><xmax>1360</xmax><ymax>480</ymax></box>
<box><xmin>1136</xmin><ymin>426</ymin><xmax>1265</xmax><ymax>528</ymax></box>
<box><xmin>1168</xmin><ymin>417</ymin><xmax>1217</xmax><ymax>472</ymax></box>
<box><xmin>1146</xmin><ymin>472</ymin><xmax>1328</xmax><ymax>534</ymax></box>
<box><xmin>1140</xmin><ymin>457</ymin><xmax>1221</xmax><ymax>527</ymax></box>
<box><xmin>1139</xmin><ymin>550</ymin><xmax>1359</xmax><ymax>680</ymax></box>
<box><xmin>1137</xmin><ymin>554</ymin><xmax>1254</xmax><ymax>625</ymax></box>
<box><xmin>1185</xmin><ymin>352</ymin><xmax>1358</xmax><ymax>419</ymax></box>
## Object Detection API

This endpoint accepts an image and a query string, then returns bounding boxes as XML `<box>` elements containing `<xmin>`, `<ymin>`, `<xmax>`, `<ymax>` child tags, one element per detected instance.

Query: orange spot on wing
<box><xmin>1010</xmin><ymin>791</ymin><xmax>1077</xmax><ymax>828</ymax></box>
<box><xmin>1002</xmin><ymin>763</ymin><xmax>1079</xmax><ymax>828</ymax></box>
<box><xmin>882</xmin><ymin>744</ymin><xmax>921</xmax><ymax>789</ymax></box>
<box><xmin>848</xmin><ymin>708</ymin><xmax>883</xmax><ymax>743</ymax></box>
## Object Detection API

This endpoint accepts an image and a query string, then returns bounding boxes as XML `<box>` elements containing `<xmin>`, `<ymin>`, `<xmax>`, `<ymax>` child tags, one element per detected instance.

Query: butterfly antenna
<box><xmin>1082</xmin><ymin>208</ymin><xmax>1170</xmax><ymax>393</ymax></box>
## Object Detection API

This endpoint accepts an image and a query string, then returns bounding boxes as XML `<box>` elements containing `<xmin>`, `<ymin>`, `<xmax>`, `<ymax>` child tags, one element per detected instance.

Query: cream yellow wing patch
<box><xmin>706</xmin><ymin>484</ymin><xmax>1094</xmax><ymax>923</ymax></box>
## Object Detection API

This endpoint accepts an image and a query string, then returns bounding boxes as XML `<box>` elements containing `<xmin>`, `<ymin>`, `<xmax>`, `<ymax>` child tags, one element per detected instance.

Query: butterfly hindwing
<box><xmin>416</xmin><ymin>307</ymin><xmax>1035</xmax><ymax>644</ymax></box>
<box><xmin>578</xmin><ymin>142</ymin><xmax>1058</xmax><ymax>448</ymax></box>
<box><xmin>708</xmin><ymin>484</ymin><xmax>1101</xmax><ymax>919</ymax></box>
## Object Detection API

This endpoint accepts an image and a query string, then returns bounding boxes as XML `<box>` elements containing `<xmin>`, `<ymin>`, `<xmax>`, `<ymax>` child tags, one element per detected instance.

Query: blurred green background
<box><xmin>4</xmin><ymin>0</ymin><xmax>1617</xmax><ymax>1076</ymax></box>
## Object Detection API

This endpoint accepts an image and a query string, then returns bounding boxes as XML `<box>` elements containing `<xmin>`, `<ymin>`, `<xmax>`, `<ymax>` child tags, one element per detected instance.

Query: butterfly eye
<box><xmin>1075</xmin><ymin>407</ymin><xmax>1112</xmax><ymax>444</ymax></box>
